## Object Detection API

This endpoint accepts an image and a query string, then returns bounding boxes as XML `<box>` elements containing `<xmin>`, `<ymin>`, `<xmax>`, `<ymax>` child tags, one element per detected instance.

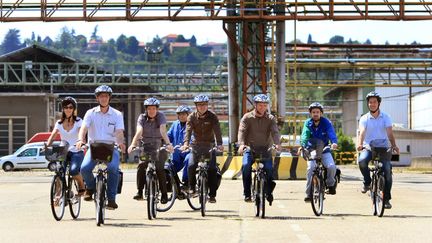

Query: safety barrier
<box><xmin>334</xmin><ymin>151</ymin><xmax>357</xmax><ymax>165</ymax></box>
<box><xmin>217</xmin><ymin>156</ymin><xmax>307</xmax><ymax>180</ymax></box>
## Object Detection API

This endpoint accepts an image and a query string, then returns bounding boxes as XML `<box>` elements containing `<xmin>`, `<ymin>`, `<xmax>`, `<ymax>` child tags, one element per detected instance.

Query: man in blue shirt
<box><xmin>300</xmin><ymin>102</ymin><xmax>338</xmax><ymax>202</ymax></box>
<box><xmin>357</xmin><ymin>91</ymin><xmax>399</xmax><ymax>209</ymax></box>
<box><xmin>167</xmin><ymin>105</ymin><xmax>192</xmax><ymax>184</ymax></box>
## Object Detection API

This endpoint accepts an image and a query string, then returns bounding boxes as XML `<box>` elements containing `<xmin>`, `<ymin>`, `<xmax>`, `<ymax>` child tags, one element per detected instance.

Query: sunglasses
<box><xmin>63</xmin><ymin>105</ymin><xmax>74</xmax><ymax>110</ymax></box>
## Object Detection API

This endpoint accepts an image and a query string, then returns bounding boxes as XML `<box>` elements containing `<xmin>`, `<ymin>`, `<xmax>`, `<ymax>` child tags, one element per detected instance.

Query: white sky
<box><xmin>0</xmin><ymin>20</ymin><xmax>431</xmax><ymax>45</ymax></box>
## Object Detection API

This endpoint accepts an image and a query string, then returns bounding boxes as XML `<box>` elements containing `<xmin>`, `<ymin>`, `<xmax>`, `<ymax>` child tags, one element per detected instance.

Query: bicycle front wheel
<box><xmin>68</xmin><ymin>177</ymin><xmax>81</xmax><ymax>219</ymax></box>
<box><xmin>187</xmin><ymin>183</ymin><xmax>201</xmax><ymax>211</ymax></box>
<box><xmin>157</xmin><ymin>170</ymin><xmax>177</xmax><ymax>212</ymax></box>
<box><xmin>375</xmin><ymin>175</ymin><xmax>386</xmax><ymax>217</ymax></box>
<box><xmin>50</xmin><ymin>175</ymin><xmax>66</xmax><ymax>221</ymax></box>
<box><xmin>146</xmin><ymin>174</ymin><xmax>156</xmax><ymax>220</ymax></box>
<box><xmin>258</xmin><ymin>176</ymin><xmax>266</xmax><ymax>219</ymax></box>
<box><xmin>252</xmin><ymin>173</ymin><xmax>259</xmax><ymax>217</ymax></box>
<box><xmin>311</xmin><ymin>174</ymin><xmax>324</xmax><ymax>216</ymax></box>
<box><xmin>95</xmin><ymin>176</ymin><xmax>106</xmax><ymax>226</ymax></box>
<box><xmin>200</xmin><ymin>175</ymin><xmax>208</xmax><ymax>217</ymax></box>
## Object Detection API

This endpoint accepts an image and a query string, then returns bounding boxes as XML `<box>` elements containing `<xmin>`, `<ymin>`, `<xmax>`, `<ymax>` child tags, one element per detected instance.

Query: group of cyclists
<box><xmin>46</xmin><ymin>84</ymin><xmax>399</xmax><ymax>214</ymax></box>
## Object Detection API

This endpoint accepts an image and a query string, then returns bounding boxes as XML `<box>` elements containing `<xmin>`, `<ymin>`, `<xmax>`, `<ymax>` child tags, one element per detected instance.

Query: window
<box><xmin>19</xmin><ymin>148</ymin><xmax>38</xmax><ymax>157</ymax></box>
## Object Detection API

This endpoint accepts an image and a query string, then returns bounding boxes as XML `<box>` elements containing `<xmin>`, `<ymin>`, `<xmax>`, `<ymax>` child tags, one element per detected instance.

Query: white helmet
<box><xmin>144</xmin><ymin>97</ymin><xmax>160</xmax><ymax>108</ymax></box>
<box><xmin>193</xmin><ymin>94</ymin><xmax>209</xmax><ymax>103</ymax></box>
<box><xmin>94</xmin><ymin>85</ymin><xmax>113</xmax><ymax>96</ymax></box>
<box><xmin>253</xmin><ymin>94</ymin><xmax>270</xmax><ymax>103</ymax></box>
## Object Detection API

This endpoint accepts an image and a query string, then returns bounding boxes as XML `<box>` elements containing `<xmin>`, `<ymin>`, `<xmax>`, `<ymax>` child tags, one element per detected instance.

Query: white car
<box><xmin>0</xmin><ymin>142</ymin><xmax>57</xmax><ymax>171</ymax></box>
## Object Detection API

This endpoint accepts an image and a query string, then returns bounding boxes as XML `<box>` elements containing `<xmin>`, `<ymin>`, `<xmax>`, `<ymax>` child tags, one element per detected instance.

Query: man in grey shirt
<box><xmin>237</xmin><ymin>94</ymin><xmax>281</xmax><ymax>205</ymax></box>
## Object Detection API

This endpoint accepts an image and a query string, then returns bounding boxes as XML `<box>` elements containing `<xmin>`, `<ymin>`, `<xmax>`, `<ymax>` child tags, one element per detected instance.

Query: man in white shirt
<box><xmin>76</xmin><ymin>85</ymin><xmax>126</xmax><ymax>210</ymax></box>
<box><xmin>357</xmin><ymin>91</ymin><xmax>399</xmax><ymax>209</ymax></box>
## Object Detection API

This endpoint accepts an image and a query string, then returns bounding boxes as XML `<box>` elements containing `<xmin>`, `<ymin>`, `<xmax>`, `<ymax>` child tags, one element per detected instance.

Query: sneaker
<box><xmin>133</xmin><ymin>191</ymin><xmax>144</xmax><ymax>201</ymax></box>
<box><xmin>83</xmin><ymin>189</ymin><xmax>94</xmax><ymax>201</ymax></box>
<box><xmin>209</xmin><ymin>196</ymin><xmax>217</xmax><ymax>203</ymax></box>
<box><xmin>188</xmin><ymin>188</ymin><xmax>198</xmax><ymax>197</ymax></box>
<box><xmin>361</xmin><ymin>184</ymin><xmax>370</xmax><ymax>194</ymax></box>
<box><xmin>244</xmin><ymin>196</ymin><xmax>252</xmax><ymax>202</ymax></box>
<box><xmin>161</xmin><ymin>193</ymin><xmax>168</xmax><ymax>204</ymax></box>
<box><xmin>304</xmin><ymin>196</ymin><xmax>311</xmax><ymax>202</ymax></box>
<box><xmin>107</xmin><ymin>200</ymin><xmax>118</xmax><ymax>210</ymax></box>
<box><xmin>384</xmin><ymin>200</ymin><xmax>392</xmax><ymax>209</ymax></box>
<box><xmin>267</xmin><ymin>194</ymin><xmax>274</xmax><ymax>206</ymax></box>
<box><xmin>326</xmin><ymin>186</ymin><xmax>336</xmax><ymax>195</ymax></box>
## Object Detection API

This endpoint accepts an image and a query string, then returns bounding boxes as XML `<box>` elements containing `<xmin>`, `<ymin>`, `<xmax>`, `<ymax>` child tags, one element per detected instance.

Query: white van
<box><xmin>0</xmin><ymin>142</ymin><xmax>55</xmax><ymax>171</ymax></box>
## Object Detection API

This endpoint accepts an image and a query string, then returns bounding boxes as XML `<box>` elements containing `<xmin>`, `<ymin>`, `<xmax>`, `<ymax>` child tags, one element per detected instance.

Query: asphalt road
<box><xmin>0</xmin><ymin>165</ymin><xmax>431</xmax><ymax>243</ymax></box>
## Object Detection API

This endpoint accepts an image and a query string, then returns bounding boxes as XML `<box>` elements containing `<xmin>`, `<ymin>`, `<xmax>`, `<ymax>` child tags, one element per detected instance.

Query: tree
<box><xmin>125</xmin><ymin>36</ymin><xmax>139</xmax><ymax>56</ymax></box>
<box><xmin>307</xmin><ymin>34</ymin><xmax>313</xmax><ymax>44</ymax></box>
<box><xmin>91</xmin><ymin>25</ymin><xmax>99</xmax><ymax>40</ymax></box>
<box><xmin>75</xmin><ymin>34</ymin><xmax>88</xmax><ymax>50</ymax></box>
<box><xmin>190</xmin><ymin>35</ymin><xmax>197</xmax><ymax>47</ymax></box>
<box><xmin>329</xmin><ymin>35</ymin><xmax>344</xmax><ymax>44</ymax></box>
<box><xmin>176</xmin><ymin>34</ymin><xmax>187</xmax><ymax>42</ymax></box>
<box><xmin>56</xmin><ymin>27</ymin><xmax>74</xmax><ymax>50</ymax></box>
<box><xmin>105</xmin><ymin>39</ymin><xmax>117</xmax><ymax>60</ymax></box>
<box><xmin>364</xmin><ymin>39</ymin><xmax>372</xmax><ymax>45</ymax></box>
<box><xmin>1</xmin><ymin>29</ymin><xmax>23</xmax><ymax>54</ymax></box>
<box><xmin>116</xmin><ymin>34</ymin><xmax>127</xmax><ymax>52</ymax></box>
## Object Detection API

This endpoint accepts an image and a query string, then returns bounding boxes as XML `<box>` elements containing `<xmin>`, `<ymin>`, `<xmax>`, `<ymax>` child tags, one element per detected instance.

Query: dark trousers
<box><xmin>187</xmin><ymin>146</ymin><xmax>218</xmax><ymax>197</ymax></box>
<box><xmin>136</xmin><ymin>147</ymin><xmax>168</xmax><ymax>195</ymax></box>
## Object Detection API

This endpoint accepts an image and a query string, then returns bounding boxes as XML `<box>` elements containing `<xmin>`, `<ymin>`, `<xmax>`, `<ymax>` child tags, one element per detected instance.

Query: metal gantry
<box><xmin>1</xmin><ymin>1</ymin><xmax>432</xmax><ymax>21</ymax></box>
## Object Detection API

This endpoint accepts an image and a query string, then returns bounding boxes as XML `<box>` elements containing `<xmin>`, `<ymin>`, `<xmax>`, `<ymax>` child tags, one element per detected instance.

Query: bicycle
<box><xmin>363</xmin><ymin>145</ymin><xmax>390</xmax><ymax>217</ymax></box>
<box><xmin>89</xmin><ymin>141</ymin><xmax>115</xmax><ymax>226</ymax></box>
<box><xmin>186</xmin><ymin>147</ymin><xmax>219</xmax><ymax>217</ymax></box>
<box><xmin>247</xmin><ymin>145</ymin><xmax>275</xmax><ymax>219</ymax></box>
<box><xmin>46</xmin><ymin>141</ymin><xmax>81</xmax><ymax>221</ymax></box>
<box><xmin>301</xmin><ymin>141</ymin><xmax>333</xmax><ymax>216</ymax></box>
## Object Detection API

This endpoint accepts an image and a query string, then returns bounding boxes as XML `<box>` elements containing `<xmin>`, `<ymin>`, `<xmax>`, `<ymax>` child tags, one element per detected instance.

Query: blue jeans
<box><xmin>358</xmin><ymin>149</ymin><xmax>393</xmax><ymax>200</ymax></box>
<box><xmin>305</xmin><ymin>152</ymin><xmax>336</xmax><ymax>196</ymax></box>
<box><xmin>68</xmin><ymin>151</ymin><xmax>84</xmax><ymax>176</ymax></box>
<box><xmin>242</xmin><ymin>150</ymin><xmax>274</xmax><ymax>198</ymax></box>
<box><xmin>171</xmin><ymin>148</ymin><xmax>190</xmax><ymax>182</ymax></box>
<box><xmin>81</xmin><ymin>149</ymin><xmax>120</xmax><ymax>201</ymax></box>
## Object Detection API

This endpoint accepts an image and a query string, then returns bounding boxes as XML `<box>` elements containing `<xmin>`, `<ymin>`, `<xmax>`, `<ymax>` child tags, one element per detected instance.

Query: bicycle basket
<box><xmin>45</xmin><ymin>141</ymin><xmax>69</xmax><ymax>162</ymax></box>
<box><xmin>90</xmin><ymin>141</ymin><xmax>114</xmax><ymax>163</ymax></box>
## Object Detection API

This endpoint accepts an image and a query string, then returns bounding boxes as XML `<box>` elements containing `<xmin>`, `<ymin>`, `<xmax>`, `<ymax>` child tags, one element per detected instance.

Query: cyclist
<box><xmin>76</xmin><ymin>85</ymin><xmax>126</xmax><ymax>210</ymax></box>
<box><xmin>127</xmin><ymin>97</ymin><xmax>174</xmax><ymax>204</ymax></box>
<box><xmin>299</xmin><ymin>102</ymin><xmax>338</xmax><ymax>202</ymax></box>
<box><xmin>167</xmin><ymin>105</ymin><xmax>192</xmax><ymax>186</ymax></box>
<box><xmin>46</xmin><ymin>96</ymin><xmax>85</xmax><ymax>196</ymax></box>
<box><xmin>180</xmin><ymin>94</ymin><xmax>224</xmax><ymax>203</ymax></box>
<box><xmin>237</xmin><ymin>94</ymin><xmax>281</xmax><ymax>205</ymax></box>
<box><xmin>357</xmin><ymin>91</ymin><xmax>399</xmax><ymax>209</ymax></box>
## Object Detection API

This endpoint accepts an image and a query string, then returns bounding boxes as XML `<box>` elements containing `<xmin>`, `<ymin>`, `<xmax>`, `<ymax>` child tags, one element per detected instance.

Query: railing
<box><xmin>0</xmin><ymin>62</ymin><xmax>229</xmax><ymax>92</ymax></box>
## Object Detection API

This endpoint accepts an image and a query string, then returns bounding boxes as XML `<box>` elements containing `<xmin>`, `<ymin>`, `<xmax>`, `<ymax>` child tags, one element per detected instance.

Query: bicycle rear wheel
<box><xmin>146</xmin><ymin>174</ymin><xmax>156</xmax><ymax>220</ymax></box>
<box><xmin>311</xmin><ymin>174</ymin><xmax>324</xmax><ymax>216</ymax></box>
<box><xmin>200</xmin><ymin>175</ymin><xmax>208</xmax><ymax>217</ymax></box>
<box><xmin>375</xmin><ymin>175</ymin><xmax>386</xmax><ymax>217</ymax></box>
<box><xmin>68</xmin><ymin>177</ymin><xmax>81</xmax><ymax>219</ymax></box>
<box><xmin>157</xmin><ymin>170</ymin><xmax>177</xmax><ymax>212</ymax></box>
<box><xmin>95</xmin><ymin>176</ymin><xmax>106</xmax><ymax>226</ymax></box>
<box><xmin>50</xmin><ymin>175</ymin><xmax>66</xmax><ymax>221</ymax></box>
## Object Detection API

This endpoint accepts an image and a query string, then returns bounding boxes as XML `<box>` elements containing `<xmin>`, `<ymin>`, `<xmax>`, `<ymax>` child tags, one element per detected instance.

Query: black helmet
<box><xmin>61</xmin><ymin>96</ymin><xmax>77</xmax><ymax>109</ymax></box>
<box><xmin>308</xmin><ymin>102</ymin><xmax>324</xmax><ymax>113</ymax></box>
<box><xmin>366</xmin><ymin>91</ymin><xmax>382</xmax><ymax>103</ymax></box>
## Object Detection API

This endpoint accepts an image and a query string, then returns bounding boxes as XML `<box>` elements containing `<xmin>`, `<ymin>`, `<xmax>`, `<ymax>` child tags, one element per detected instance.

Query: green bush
<box><xmin>337</xmin><ymin>129</ymin><xmax>355</xmax><ymax>152</ymax></box>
